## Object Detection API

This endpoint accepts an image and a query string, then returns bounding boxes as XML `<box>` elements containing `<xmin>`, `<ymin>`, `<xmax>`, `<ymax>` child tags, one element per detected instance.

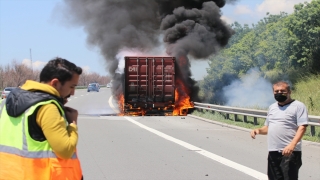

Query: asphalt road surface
<box><xmin>65</xmin><ymin>88</ymin><xmax>320</xmax><ymax>180</ymax></box>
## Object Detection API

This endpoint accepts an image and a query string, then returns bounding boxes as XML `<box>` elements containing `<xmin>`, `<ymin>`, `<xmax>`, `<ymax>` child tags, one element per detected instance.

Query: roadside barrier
<box><xmin>194</xmin><ymin>102</ymin><xmax>320</xmax><ymax>136</ymax></box>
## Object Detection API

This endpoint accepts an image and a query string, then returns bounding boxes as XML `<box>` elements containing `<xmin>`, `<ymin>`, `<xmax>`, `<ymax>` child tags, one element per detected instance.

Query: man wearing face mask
<box><xmin>250</xmin><ymin>81</ymin><xmax>308</xmax><ymax>180</ymax></box>
<box><xmin>0</xmin><ymin>57</ymin><xmax>83</xmax><ymax>180</ymax></box>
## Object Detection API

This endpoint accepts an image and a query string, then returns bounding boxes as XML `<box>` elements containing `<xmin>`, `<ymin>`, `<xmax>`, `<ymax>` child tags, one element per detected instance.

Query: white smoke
<box><xmin>22</xmin><ymin>59</ymin><xmax>46</xmax><ymax>70</ymax></box>
<box><xmin>115</xmin><ymin>38</ymin><xmax>167</xmax><ymax>74</ymax></box>
<box><xmin>223</xmin><ymin>67</ymin><xmax>274</xmax><ymax>108</ymax></box>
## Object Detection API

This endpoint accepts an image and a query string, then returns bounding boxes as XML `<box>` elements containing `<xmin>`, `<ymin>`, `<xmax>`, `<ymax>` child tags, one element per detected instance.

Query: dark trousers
<box><xmin>268</xmin><ymin>151</ymin><xmax>302</xmax><ymax>180</ymax></box>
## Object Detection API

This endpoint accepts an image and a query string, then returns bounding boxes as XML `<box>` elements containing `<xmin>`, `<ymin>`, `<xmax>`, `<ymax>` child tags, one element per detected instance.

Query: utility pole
<box><xmin>30</xmin><ymin>48</ymin><xmax>33</xmax><ymax>73</ymax></box>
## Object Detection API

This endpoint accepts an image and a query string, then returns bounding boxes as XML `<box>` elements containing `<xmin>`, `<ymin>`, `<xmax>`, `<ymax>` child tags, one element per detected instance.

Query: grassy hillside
<box><xmin>291</xmin><ymin>74</ymin><xmax>320</xmax><ymax>116</ymax></box>
<box><xmin>192</xmin><ymin>74</ymin><xmax>320</xmax><ymax>142</ymax></box>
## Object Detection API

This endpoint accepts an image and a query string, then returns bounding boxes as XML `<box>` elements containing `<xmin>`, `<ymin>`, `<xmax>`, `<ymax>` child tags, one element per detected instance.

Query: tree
<box><xmin>0</xmin><ymin>61</ymin><xmax>110</xmax><ymax>89</ymax></box>
<box><xmin>286</xmin><ymin>0</ymin><xmax>320</xmax><ymax>73</ymax></box>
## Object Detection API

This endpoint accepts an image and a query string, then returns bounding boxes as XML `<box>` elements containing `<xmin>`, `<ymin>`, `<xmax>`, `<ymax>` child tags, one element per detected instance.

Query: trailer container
<box><xmin>124</xmin><ymin>56</ymin><xmax>175</xmax><ymax>115</ymax></box>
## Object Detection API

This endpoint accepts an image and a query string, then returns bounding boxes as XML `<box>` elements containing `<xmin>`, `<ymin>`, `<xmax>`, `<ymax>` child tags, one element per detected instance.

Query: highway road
<box><xmin>66</xmin><ymin>88</ymin><xmax>320</xmax><ymax>180</ymax></box>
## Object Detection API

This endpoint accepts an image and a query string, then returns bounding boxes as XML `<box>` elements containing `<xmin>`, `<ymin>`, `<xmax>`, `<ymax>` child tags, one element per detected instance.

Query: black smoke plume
<box><xmin>61</xmin><ymin>0</ymin><xmax>236</xmax><ymax>108</ymax></box>
<box><xmin>159</xmin><ymin>1</ymin><xmax>234</xmax><ymax>103</ymax></box>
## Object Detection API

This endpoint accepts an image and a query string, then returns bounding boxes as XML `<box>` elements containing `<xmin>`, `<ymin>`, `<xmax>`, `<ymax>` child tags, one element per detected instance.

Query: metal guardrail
<box><xmin>194</xmin><ymin>102</ymin><xmax>320</xmax><ymax>136</ymax></box>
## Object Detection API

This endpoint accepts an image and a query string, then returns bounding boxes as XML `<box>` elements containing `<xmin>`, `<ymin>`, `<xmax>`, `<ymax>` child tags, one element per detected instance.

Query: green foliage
<box><xmin>200</xmin><ymin>0</ymin><xmax>320</xmax><ymax>104</ymax></box>
<box><xmin>286</xmin><ymin>0</ymin><xmax>320</xmax><ymax>72</ymax></box>
<box><xmin>227</xmin><ymin>22</ymin><xmax>252</xmax><ymax>48</ymax></box>
<box><xmin>291</xmin><ymin>74</ymin><xmax>320</xmax><ymax>115</ymax></box>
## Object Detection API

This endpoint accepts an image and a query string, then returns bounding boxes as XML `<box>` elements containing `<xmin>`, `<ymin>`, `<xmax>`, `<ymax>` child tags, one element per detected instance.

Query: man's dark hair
<box><xmin>40</xmin><ymin>57</ymin><xmax>82</xmax><ymax>85</ymax></box>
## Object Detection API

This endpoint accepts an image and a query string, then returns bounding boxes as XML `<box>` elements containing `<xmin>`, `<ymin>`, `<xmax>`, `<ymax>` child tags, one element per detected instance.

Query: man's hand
<box><xmin>65</xmin><ymin>106</ymin><xmax>78</xmax><ymax>124</ymax></box>
<box><xmin>63</xmin><ymin>94</ymin><xmax>71</xmax><ymax>105</ymax></box>
<box><xmin>250</xmin><ymin>126</ymin><xmax>268</xmax><ymax>139</ymax></box>
<box><xmin>282</xmin><ymin>143</ymin><xmax>295</xmax><ymax>156</ymax></box>
<box><xmin>281</xmin><ymin>125</ymin><xmax>307</xmax><ymax>156</ymax></box>
<box><xmin>250</xmin><ymin>129</ymin><xmax>259</xmax><ymax>139</ymax></box>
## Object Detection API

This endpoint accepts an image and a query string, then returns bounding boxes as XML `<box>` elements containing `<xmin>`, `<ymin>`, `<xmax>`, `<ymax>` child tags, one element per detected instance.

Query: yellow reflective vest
<box><xmin>0</xmin><ymin>99</ymin><xmax>82</xmax><ymax>180</ymax></box>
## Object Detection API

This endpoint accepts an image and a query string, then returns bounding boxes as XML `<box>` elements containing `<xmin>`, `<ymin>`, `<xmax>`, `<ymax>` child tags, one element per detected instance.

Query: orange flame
<box><xmin>118</xmin><ymin>94</ymin><xmax>124</xmax><ymax>116</ymax></box>
<box><xmin>118</xmin><ymin>93</ymin><xmax>148</xmax><ymax>116</ymax></box>
<box><xmin>173</xmin><ymin>79</ymin><xmax>194</xmax><ymax>116</ymax></box>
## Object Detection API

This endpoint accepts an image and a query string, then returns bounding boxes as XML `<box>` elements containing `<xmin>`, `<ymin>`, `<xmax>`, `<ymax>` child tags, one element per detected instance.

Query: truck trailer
<box><xmin>123</xmin><ymin>56</ymin><xmax>176</xmax><ymax>115</ymax></box>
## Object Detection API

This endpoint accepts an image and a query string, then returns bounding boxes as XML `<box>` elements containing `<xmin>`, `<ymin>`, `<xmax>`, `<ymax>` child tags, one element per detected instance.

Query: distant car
<box><xmin>106</xmin><ymin>83</ymin><xmax>112</xmax><ymax>88</ymax></box>
<box><xmin>91</xmin><ymin>83</ymin><xmax>100</xmax><ymax>89</ymax></box>
<box><xmin>87</xmin><ymin>83</ymin><xmax>99</xmax><ymax>92</ymax></box>
<box><xmin>1</xmin><ymin>87</ymin><xmax>16</xmax><ymax>99</ymax></box>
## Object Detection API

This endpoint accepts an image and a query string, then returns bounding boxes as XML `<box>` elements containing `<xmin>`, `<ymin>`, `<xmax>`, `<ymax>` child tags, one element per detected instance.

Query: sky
<box><xmin>0</xmin><ymin>0</ymin><xmax>311</xmax><ymax>80</ymax></box>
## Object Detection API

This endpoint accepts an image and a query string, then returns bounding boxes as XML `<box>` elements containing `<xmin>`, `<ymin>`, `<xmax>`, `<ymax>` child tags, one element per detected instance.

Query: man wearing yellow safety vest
<box><xmin>0</xmin><ymin>57</ymin><xmax>83</xmax><ymax>180</ymax></box>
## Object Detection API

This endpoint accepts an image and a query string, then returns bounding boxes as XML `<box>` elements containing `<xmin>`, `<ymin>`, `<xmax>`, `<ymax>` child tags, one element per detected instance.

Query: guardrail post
<box><xmin>310</xmin><ymin>126</ymin><xmax>315</xmax><ymax>136</ymax></box>
<box><xmin>244</xmin><ymin>116</ymin><xmax>247</xmax><ymax>123</ymax></box>
<box><xmin>234</xmin><ymin>114</ymin><xmax>238</xmax><ymax>121</ymax></box>
<box><xmin>254</xmin><ymin>117</ymin><xmax>258</xmax><ymax>125</ymax></box>
<box><xmin>226</xmin><ymin>113</ymin><xmax>229</xmax><ymax>120</ymax></box>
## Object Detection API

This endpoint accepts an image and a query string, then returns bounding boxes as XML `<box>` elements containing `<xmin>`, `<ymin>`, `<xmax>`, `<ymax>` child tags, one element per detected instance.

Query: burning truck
<box><xmin>120</xmin><ymin>56</ymin><xmax>194</xmax><ymax>116</ymax></box>
<box><xmin>62</xmin><ymin>0</ymin><xmax>235</xmax><ymax>116</ymax></box>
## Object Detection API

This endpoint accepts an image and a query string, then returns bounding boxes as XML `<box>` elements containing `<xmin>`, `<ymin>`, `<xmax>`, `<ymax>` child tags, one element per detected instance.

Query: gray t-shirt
<box><xmin>265</xmin><ymin>100</ymin><xmax>308</xmax><ymax>151</ymax></box>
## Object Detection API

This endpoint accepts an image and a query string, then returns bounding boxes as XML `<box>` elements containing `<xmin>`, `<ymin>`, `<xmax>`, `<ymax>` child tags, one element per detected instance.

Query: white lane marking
<box><xmin>109</xmin><ymin>96</ymin><xmax>120</xmax><ymax>113</ymax></box>
<box><xmin>108</xmin><ymin>96</ymin><xmax>267</xmax><ymax>180</ymax></box>
<box><xmin>124</xmin><ymin>116</ymin><xmax>267</xmax><ymax>180</ymax></box>
<box><xmin>81</xmin><ymin>95</ymin><xmax>84</xmax><ymax>96</ymax></box>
